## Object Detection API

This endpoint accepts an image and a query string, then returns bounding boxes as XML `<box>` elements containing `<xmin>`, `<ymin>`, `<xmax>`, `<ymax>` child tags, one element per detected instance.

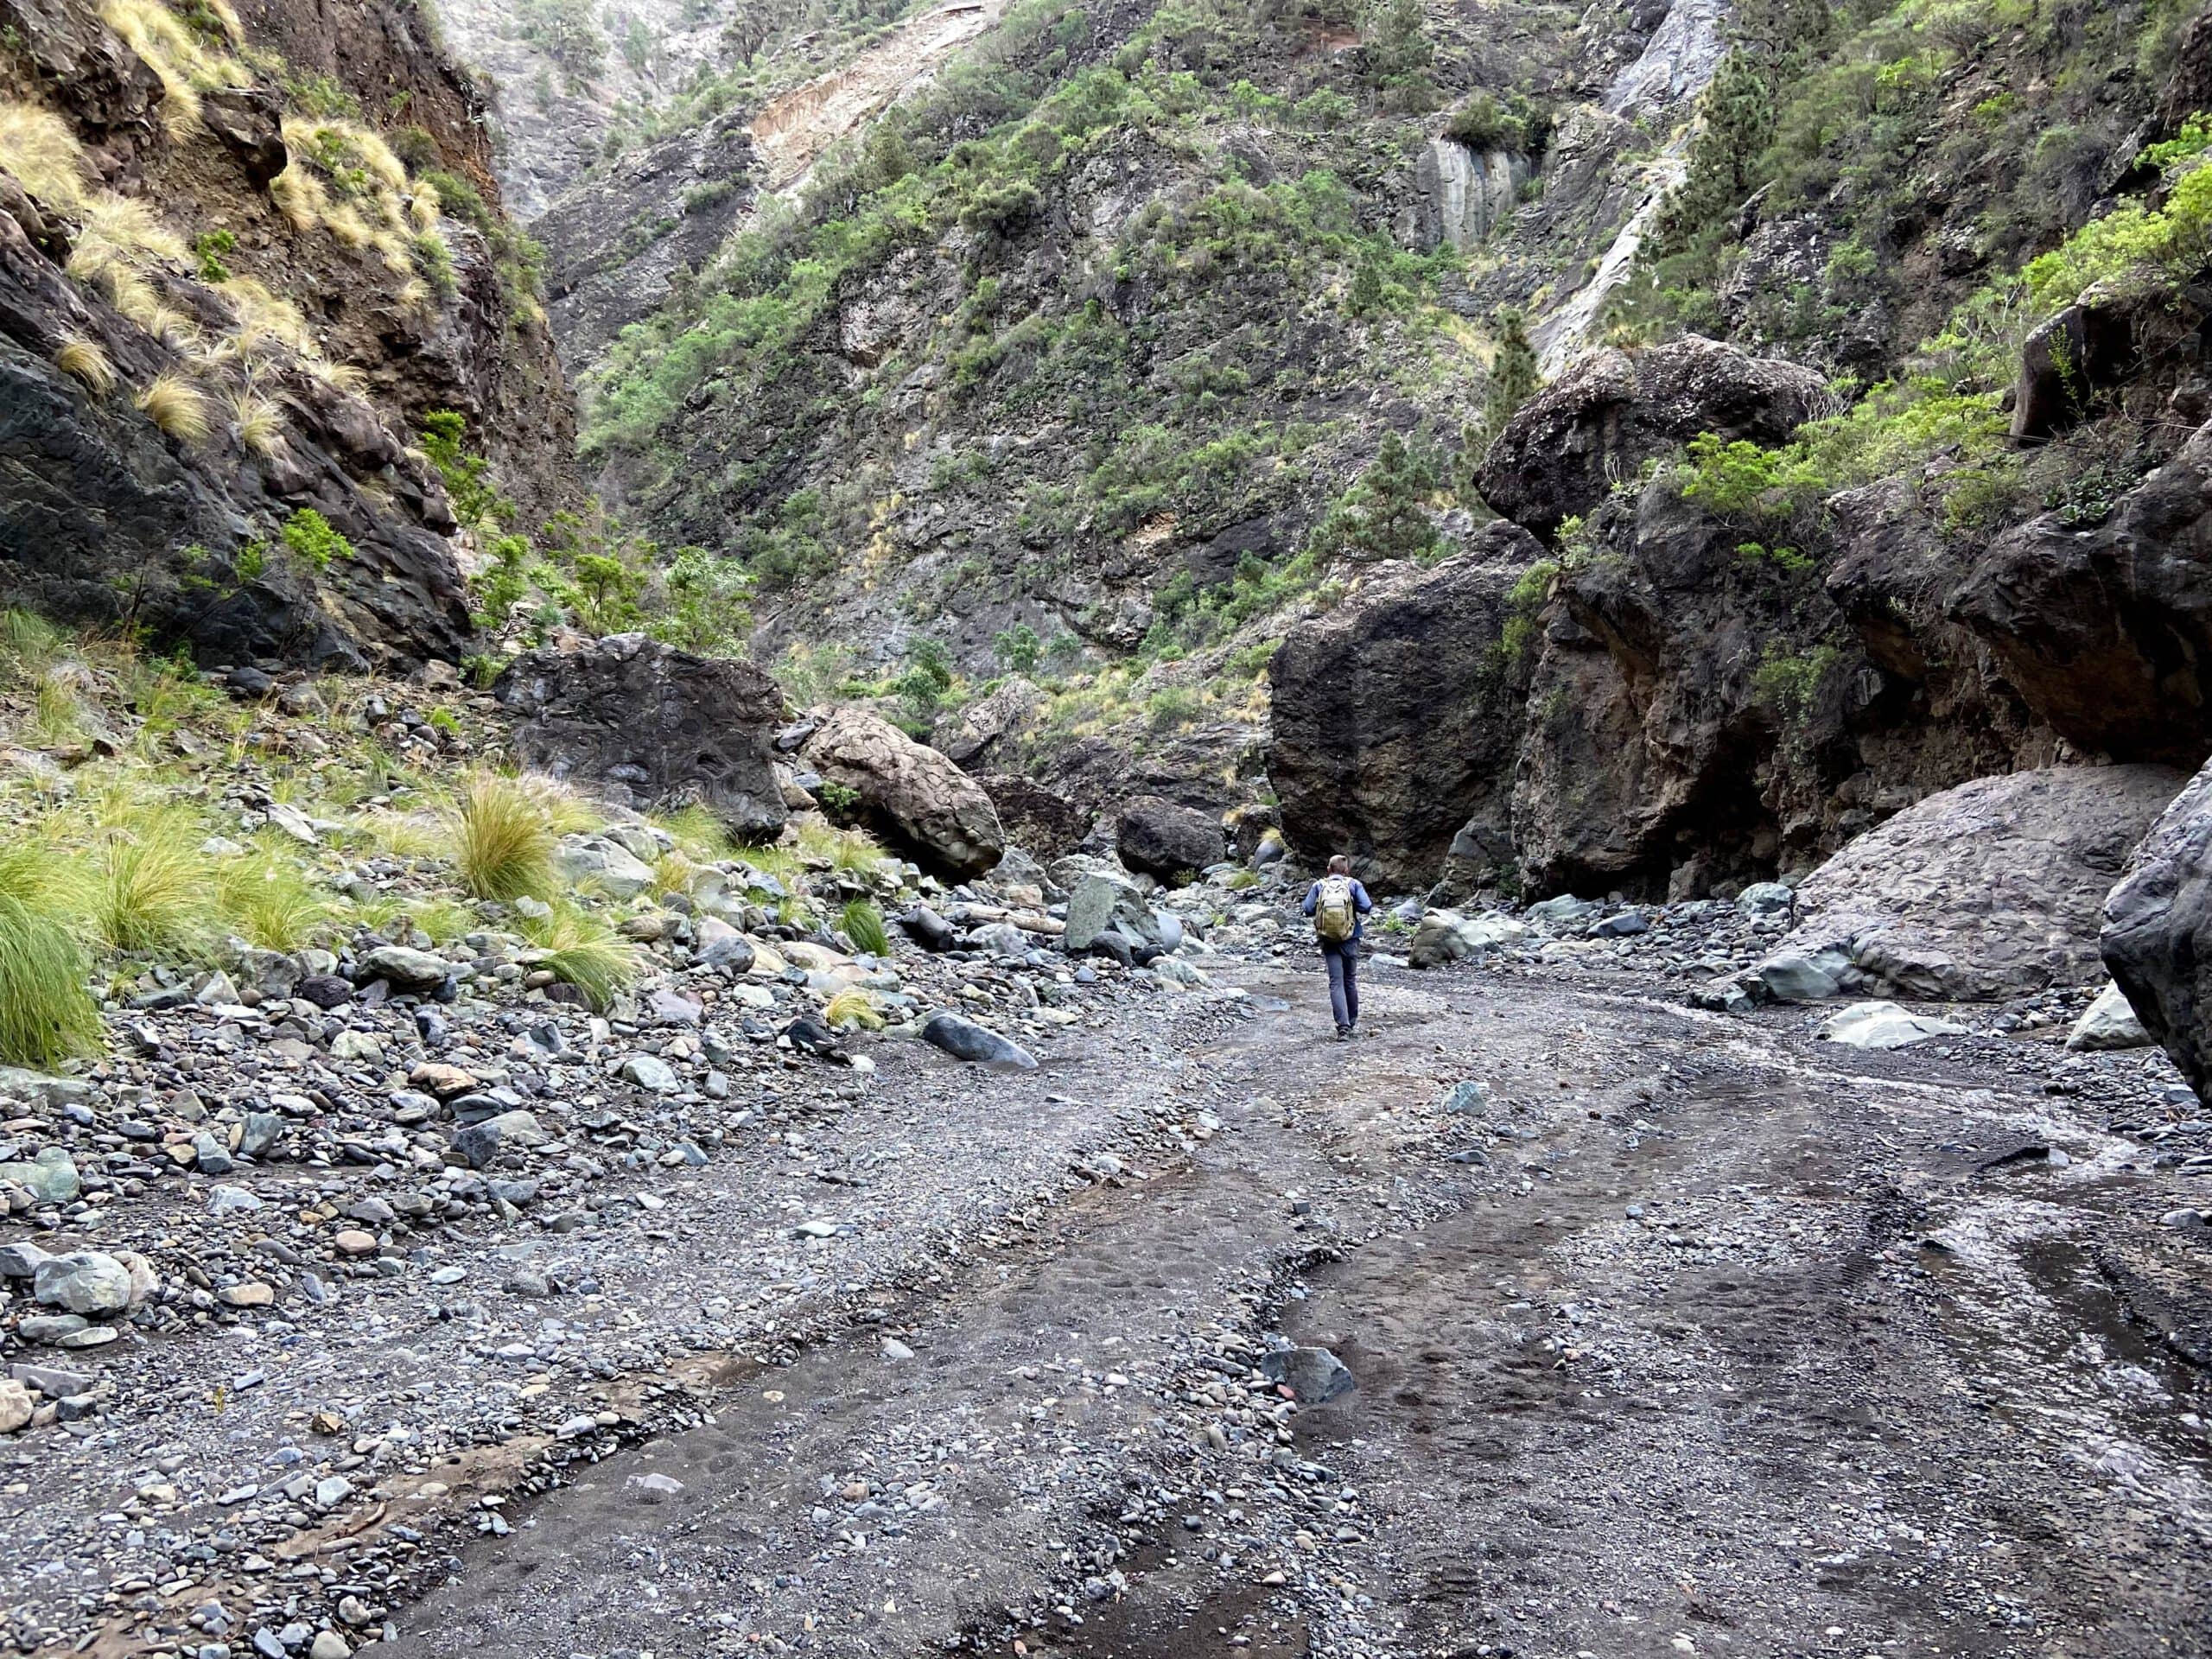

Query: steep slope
<box><xmin>533</xmin><ymin>0</ymin><xmax>1726</xmax><ymax>823</ymax></box>
<box><xmin>0</xmin><ymin>0</ymin><xmax>569</xmax><ymax>669</ymax></box>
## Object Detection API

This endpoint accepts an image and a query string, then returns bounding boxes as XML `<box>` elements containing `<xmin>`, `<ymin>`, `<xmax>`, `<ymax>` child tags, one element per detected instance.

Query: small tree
<box><xmin>1478</xmin><ymin>308</ymin><xmax>1541</xmax><ymax>451</ymax></box>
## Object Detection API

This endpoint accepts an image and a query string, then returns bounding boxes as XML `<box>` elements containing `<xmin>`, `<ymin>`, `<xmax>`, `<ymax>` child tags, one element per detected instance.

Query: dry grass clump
<box><xmin>227</xmin><ymin>389</ymin><xmax>283</xmax><ymax>457</ymax></box>
<box><xmin>213</xmin><ymin>842</ymin><xmax>333</xmax><ymax>951</ymax></box>
<box><xmin>449</xmin><ymin>770</ymin><xmax>556</xmax><ymax>901</ymax></box>
<box><xmin>218</xmin><ymin>277</ymin><xmax>319</xmax><ymax>359</ymax></box>
<box><xmin>822</xmin><ymin>986</ymin><xmax>885</xmax><ymax>1031</ymax></box>
<box><xmin>66</xmin><ymin>194</ymin><xmax>189</xmax><ymax>283</ymax></box>
<box><xmin>136</xmin><ymin>370</ymin><xmax>212</xmax><ymax>442</ymax></box>
<box><xmin>55</xmin><ymin>335</ymin><xmax>116</xmax><ymax>396</ymax></box>
<box><xmin>0</xmin><ymin>102</ymin><xmax>90</xmax><ymax>212</ymax></box>
<box><xmin>0</xmin><ymin>843</ymin><xmax>102</xmax><ymax>1067</ymax></box>
<box><xmin>99</xmin><ymin>0</ymin><xmax>248</xmax><ymax>139</ymax></box>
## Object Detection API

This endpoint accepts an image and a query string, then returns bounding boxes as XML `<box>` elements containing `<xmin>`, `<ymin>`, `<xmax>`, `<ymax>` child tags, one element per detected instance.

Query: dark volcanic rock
<box><xmin>1115</xmin><ymin>795</ymin><xmax>1224</xmax><ymax>885</ymax></box>
<box><xmin>497</xmin><ymin>634</ymin><xmax>790</xmax><ymax>836</ymax></box>
<box><xmin>919</xmin><ymin>1012</ymin><xmax>1038</xmax><ymax>1070</ymax></box>
<box><xmin>2104</xmin><ymin>757</ymin><xmax>2212</xmax><ymax>1100</ymax></box>
<box><xmin>976</xmin><ymin>773</ymin><xmax>1091</xmax><ymax>859</ymax></box>
<box><xmin>1268</xmin><ymin>523</ymin><xmax>1542</xmax><ymax>892</ymax></box>
<box><xmin>1478</xmin><ymin>334</ymin><xmax>1833</xmax><ymax>538</ymax></box>
<box><xmin>1953</xmin><ymin>421</ymin><xmax>2212</xmax><ymax>766</ymax></box>
<box><xmin>801</xmin><ymin>708</ymin><xmax>1005</xmax><ymax>880</ymax></box>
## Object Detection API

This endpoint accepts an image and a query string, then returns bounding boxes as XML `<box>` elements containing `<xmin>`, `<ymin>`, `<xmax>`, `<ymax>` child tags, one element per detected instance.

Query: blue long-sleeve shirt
<box><xmin>1302</xmin><ymin>877</ymin><xmax>1374</xmax><ymax>942</ymax></box>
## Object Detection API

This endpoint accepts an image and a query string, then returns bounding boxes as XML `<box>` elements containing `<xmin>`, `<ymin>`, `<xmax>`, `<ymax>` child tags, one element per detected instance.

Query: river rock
<box><xmin>497</xmin><ymin>632</ymin><xmax>791</xmax><ymax>836</ymax></box>
<box><xmin>0</xmin><ymin>1379</ymin><xmax>31</xmax><ymax>1434</ymax></box>
<box><xmin>1261</xmin><ymin>1344</ymin><xmax>1356</xmax><ymax>1403</ymax></box>
<box><xmin>0</xmin><ymin>1148</ymin><xmax>79</xmax><ymax>1205</ymax></box>
<box><xmin>2066</xmin><ymin>982</ymin><xmax>2152</xmax><ymax>1052</ymax></box>
<box><xmin>1816</xmin><ymin>1001</ymin><xmax>1967</xmax><ymax>1049</ymax></box>
<box><xmin>800</xmin><ymin>707</ymin><xmax>1005</xmax><ymax>880</ymax></box>
<box><xmin>1408</xmin><ymin>910</ymin><xmax>1525</xmax><ymax>969</ymax></box>
<box><xmin>1760</xmin><ymin>766</ymin><xmax>2186</xmax><ymax>1001</ymax></box>
<box><xmin>919</xmin><ymin>1013</ymin><xmax>1038</xmax><ymax>1070</ymax></box>
<box><xmin>355</xmin><ymin>945</ymin><xmax>450</xmax><ymax>992</ymax></box>
<box><xmin>553</xmin><ymin>835</ymin><xmax>655</xmax><ymax>899</ymax></box>
<box><xmin>1114</xmin><ymin>796</ymin><xmax>1224</xmax><ymax>885</ymax></box>
<box><xmin>32</xmin><ymin>1252</ymin><xmax>135</xmax><ymax>1317</ymax></box>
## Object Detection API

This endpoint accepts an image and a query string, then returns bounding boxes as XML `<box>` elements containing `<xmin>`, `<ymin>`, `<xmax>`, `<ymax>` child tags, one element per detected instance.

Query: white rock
<box><xmin>1816</xmin><ymin>1001</ymin><xmax>1967</xmax><ymax>1050</ymax></box>
<box><xmin>2066</xmin><ymin>982</ymin><xmax>2152</xmax><ymax>1052</ymax></box>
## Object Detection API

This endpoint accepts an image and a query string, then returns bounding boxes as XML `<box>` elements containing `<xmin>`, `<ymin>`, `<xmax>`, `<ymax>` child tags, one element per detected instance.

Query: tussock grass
<box><xmin>518</xmin><ymin>902</ymin><xmax>639</xmax><ymax>1012</ymax></box>
<box><xmin>31</xmin><ymin>672</ymin><xmax>82</xmax><ymax>742</ymax></box>
<box><xmin>227</xmin><ymin>390</ymin><xmax>283</xmax><ymax>457</ymax></box>
<box><xmin>219</xmin><ymin>277</ymin><xmax>318</xmax><ymax>358</ymax></box>
<box><xmin>822</xmin><ymin>986</ymin><xmax>884</xmax><ymax>1030</ymax></box>
<box><xmin>360</xmin><ymin>810</ymin><xmax>442</xmax><ymax>860</ymax></box>
<box><xmin>136</xmin><ymin>371</ymin><xmax>212</xmax><ymax>442</ymax></box>
<box><xmin>55</xmin><ymin>335</ymin><xmax>116</xmax><ymax>395</ymax></box>
<box><xmin>269</xmin><ymin>163</ymin><xmax>326</xmax><ymax>232</ymax></box>
<box><xmin>99</xmin><ymin>0</ymin><xmax>248</xmax><ymax>138</ymax></box>
<box><xmin>86</xmin><ymin>802</ymin><xmax>209</xmax><ymax>954</ymax></box>
<box><xmin>839</xmin><ymin>897</ymin><xmax>890</xmax><ymax>957</ymax></box>
<box><xmin>214</xmin><ymin>843</ymin><xmax>332</xmax><ymax>950</ymax></box>
<box><xmin>0</xmin><ymin>609</ymin><xmax>65</xmax><ymax>686</ymax></box>
<box><xmin>654</xmin><ymin>804</ymin><xmax>734</xmax><ymax>861</ymax></box>
<box><xmin>66</xmin><ymin>194</ymin><xmax>188</xmax><ymax>284</ymax></box>
<box><xmin>796</xmin><ymin>817</ymin><xmax>887</xmax><ymax>875</ymax></box>
<box><xmin>0</xmin><ymin>102</ymin><xmax>89</xmax><ymax>212</ymax></box>
<box><xmin>449</xmin><ymin>770</ymin><xmax>556</xmax><ymax>901</ymax></box>
<box><xmin>0</xmin><ymin>843</ymin><xmax>102</xmax><ymax>1068</ymax></box>
<box><xmin>299</xmin><ymin>356</ymin><xmax>368</xmax><ymax>396</ymax></box>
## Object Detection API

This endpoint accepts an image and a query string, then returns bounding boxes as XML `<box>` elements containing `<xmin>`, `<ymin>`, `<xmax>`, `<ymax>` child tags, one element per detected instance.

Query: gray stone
<box><xmin>10</xmin><ymin>1362</ymin><xmax>94</xmax><ymax>1397</ymax></box>
<box><xmin>1260</xmin><ymin>1344</ymin><xmax>1356</xmax><ymax>1404</ymax></box>
<box><xmin>0</xmin><ymin>1148</ymin><xmax>79</xmax><ymax>1205</ymax></box>
<box><xmin>450</xmin><ymin>1123</ymin><xmax>503</xmax><ymax>1171</ymax></box>
<box><xmin>356</xmin><ymin>944</ymin><xmax>450</xmax><ymax>991</ymax></box>
<box><xmin>478</xmin><ymin>1109</ymin><xmax>548</xmax><ymax>1149</ymax></box>
<box><xmin>553</xmin><ymin>835</ymin><xmax>655</xmax><ymax>899</ymax></box>
<box><xmin>1408</xmin><ymin>910</ymin><xmax>1524</xmax><ymax>969</ymax></box>
<box><xmin>618</xmin><ymin>1053</ymin><xmax>680</xmax><ymax>1092</ymax></box>
<box><xmin>238</xmin><ymin>1112</ymin><xmax>284</xmax><ymax>1159</ymax></box>
<box><xmin>694</xmin><ymin>917</ymin><xmax>755</xmax><ymax>971</ymax></box>
<box><xmin>1738</xmin><ymin>881</ymin><xmax>1795</xmax><ymax>916</ymax></box>
<box><xmin>0</xmin><ymin>1242</ymin><xmax>52</xmax><ymax>1278</ymax></box>
<box><xmin>32</xmin><ymin>1252</ymin><xmax>135</xmax><ymax>1317</ymax></box>
<box><xmin>207</xmin><ymin>1185</ymin><xmax>264</xmax><ymax>1216</ymax></box>
<box><xmin>193</xmin><ymin>1132</ymin><xmax>235</xmax><ymax>1175</ymax></box>
<box><xmin>919</xmin><ymin>1013</ymin><xmax>1038</xmax><ymax>1070</ymax></box>
<box><xmin>0</xmin><ymin>1067</ymin><xmax>92</xmax><ymax>1109</ymax></box>
<box><xmin>2066</xmin><ymin>982</ymin><xmax>2153</xmax><ymax>1052</ymax></box>
<box><xmin>1749</xmin><ymin>946</ymin><xmax>1853</xmax><ymax>1003</ymax></box>
<box><xmin>1816</xmin><ymin>1001</ymin><xmax>1967</xmax><ymax>1050</ymax></box>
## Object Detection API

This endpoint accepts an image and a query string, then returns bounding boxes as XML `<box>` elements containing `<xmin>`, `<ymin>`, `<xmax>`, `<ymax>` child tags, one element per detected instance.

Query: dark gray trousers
<box><xmin>1321</xmin><ymin>940</ymin><xmax>1359</xmax><ymax>1032</ymax></box>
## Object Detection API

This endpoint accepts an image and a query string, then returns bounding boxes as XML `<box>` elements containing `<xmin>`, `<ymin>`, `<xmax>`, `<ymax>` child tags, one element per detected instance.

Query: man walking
<box><xmin>1302</xmin><ymin>855</ymin><xmax>1374</xmax><ymax>1040</ymax></box>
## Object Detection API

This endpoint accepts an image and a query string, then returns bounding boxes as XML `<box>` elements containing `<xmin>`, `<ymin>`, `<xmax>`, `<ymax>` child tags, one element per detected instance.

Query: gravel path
<box><xmin>376</xmin><ymin>956</ymin><xmax>2210</xmax><ymax>1657</ymax></box>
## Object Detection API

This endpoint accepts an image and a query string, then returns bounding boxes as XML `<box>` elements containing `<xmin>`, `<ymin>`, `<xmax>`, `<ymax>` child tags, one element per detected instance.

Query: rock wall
<box><xmin>0</xmin><ymin>0</ymin><xmax>568</xmax><ymax>669</ymax></box>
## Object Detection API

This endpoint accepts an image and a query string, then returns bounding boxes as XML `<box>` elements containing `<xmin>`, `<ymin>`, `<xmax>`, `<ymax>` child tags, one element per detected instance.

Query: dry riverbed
<box><xmin>6</xmin><ymin>947</ymin><xmax>2210</xmax><ymax>1659</ymax></box>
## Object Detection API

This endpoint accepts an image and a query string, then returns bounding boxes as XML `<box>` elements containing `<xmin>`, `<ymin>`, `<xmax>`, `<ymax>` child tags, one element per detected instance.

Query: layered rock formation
<box><xmin>2104</xmin><ymin>758</ymin><xmax>2212</xmax><ymax>1096</ymax></box>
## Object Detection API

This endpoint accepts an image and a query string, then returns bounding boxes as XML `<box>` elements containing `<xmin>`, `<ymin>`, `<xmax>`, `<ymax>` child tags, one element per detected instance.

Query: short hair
<box><xmin>1328</xmin><ymin>854</ymin><xmax>1351</xmax><ymax>874</ymax></box>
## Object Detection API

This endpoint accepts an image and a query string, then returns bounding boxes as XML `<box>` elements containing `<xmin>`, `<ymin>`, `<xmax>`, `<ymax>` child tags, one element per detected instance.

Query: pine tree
<box><xmin>1479</xmin><ymin>308</ymin><xmax>1541</xmax><ymax>448</ymax></box>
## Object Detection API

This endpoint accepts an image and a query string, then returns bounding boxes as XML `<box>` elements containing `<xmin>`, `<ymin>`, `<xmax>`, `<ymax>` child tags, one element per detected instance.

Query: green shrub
<box><xmin>0</xmin><ymin>843</ymin><xmax>101</xmax><ymax>1067</ymax></box>
<box><xmin>281</xmin><ymin>508</ymin><xmax>352</xmax><ymax>573</ymax></box>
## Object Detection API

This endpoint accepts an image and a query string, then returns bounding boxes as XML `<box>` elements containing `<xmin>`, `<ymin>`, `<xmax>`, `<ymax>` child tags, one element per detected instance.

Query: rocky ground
<box><xmin>6</xmin><ymin>885</ymin><xmax>2208</xmax><ymax>1658</ymax></box>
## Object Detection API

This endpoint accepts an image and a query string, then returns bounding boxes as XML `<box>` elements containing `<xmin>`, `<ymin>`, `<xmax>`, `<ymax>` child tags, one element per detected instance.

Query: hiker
<box><xmin>1302</xmin><ymin>854</ymin><xmax>1374</xmax><ymax>1040</ymax></box>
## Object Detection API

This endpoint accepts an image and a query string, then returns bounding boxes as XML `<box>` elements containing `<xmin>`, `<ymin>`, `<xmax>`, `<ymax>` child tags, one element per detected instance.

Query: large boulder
<box><xmin>496</xmin><ymin>634</ymin><xmax>789</xmax><ymax>837</ymax></box>
<box><xmin>934</xmin><ymin>676</ymin><xmax>1044</xmax><ymax>767</ymax></box>
<box><xmin>1115</xmin><ymin>796</ymin><xmax>1224</xmax><ymax>884</ymax></box>
<box><xmin>2103</xmin><ymin>758</ymin><xmax>2212</xmax><ymax>1097</ymax></box>
<box><xmin>1951</xmin><ymin>420</ymin><xmax>2212</xmax><ymax>766</ymax></box>
<box><xmin>1268</xmin><ymin>524</ymin><xmax>1542</xmax><ymax>892</ymax></box>
<box><xmin>1760</xmin><ymin>766</ymin><xmax>2186</xmax><ymax>1001</ymax></box>
<box><xmin>1478</xmin><ymin>335</ymin><xmax>1832</xmax><ymax>538</ymax></box>
<box><xmin>800</xmin><ymin>708</ymin><xmax>1005</xmax><ymax>880</ymax></box>
<box><xmin>976</xmin><ymin>773</ymin><xmax>1091</xmax><ymax>859</ymax></box>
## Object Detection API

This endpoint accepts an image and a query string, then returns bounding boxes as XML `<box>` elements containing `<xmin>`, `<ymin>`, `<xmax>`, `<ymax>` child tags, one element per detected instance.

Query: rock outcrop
<box><xmin>801</xmin><ymin>709</ymin><xmax>1006</xmax><ymax>880</ymax></box>
<box><xmin>498</xmin><ymin>635</ymin><xmax>790</xmax><ymax>836</ymax></box>
<box><xmin>1268</xmin><ymin>524</ymin><xmax>1543</xmax><ymax>892</ymax></box>
<box><xmin>1953</xmin><ymin>421</ymin><xmax>2212</xmax><ymax>766</ymax></box>
<box><xmin>2103</xmin><ymin>757</ymin><xmax>2212</xmax><ymax>1097</ymax></box>
<box><xmin>1761</xmin><ymin>766</ymin><xmax>2186</xmax><ymax>1001</ymax></box>
<box><xmin>1115</xmin><ymin>796</ymin><xmax>1224</xmax><ymax>884</ymax></box>
<box><xmin>1478</xmin><ymin>336</ymin><xmax>1833</xmax><ymax>538</ymax></box>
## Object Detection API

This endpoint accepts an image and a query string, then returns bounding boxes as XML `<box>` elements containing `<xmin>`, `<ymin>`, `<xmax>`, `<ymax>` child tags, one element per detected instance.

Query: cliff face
<box><xmin>0</xmin><ymin>0</ymin><xmax>568</xmax><ymax>669</ymax></box>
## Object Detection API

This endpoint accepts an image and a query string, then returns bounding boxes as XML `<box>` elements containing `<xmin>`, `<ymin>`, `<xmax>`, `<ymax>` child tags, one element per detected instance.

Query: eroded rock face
<box><xmin>1953</xmin><ymin>421</ymin><xmax>2212</xmax><ymax>765</ymax></box>
<box><xmin>1268</xmin><ymin>524</ymin><xmax>1542</xmax><ymax>893</ymax></box>
<box><xmin>1115</xmin><ymin>795</ymin><xmax>1224</xmax><ymax>884</ymax></box>
<box><xmin>801</xmin><ymin>708</ymin><xmax>1005</xmax><ymax>880</ymax></box>
<box><xmin>1764</xmin><ymin>766</ymin><xmax>2187</xmax><ymax>1001</ymax></box>
<box><xmin>1478</xmin><ymin>335</ymin><xmax>1832</xmax><ymax>537</ymax></box>
<box><xmin>497</xmin><ymin>635</ymin><xmax>790</xmax><ymax>836</ymax></box>
<box><xmin>2104</xmin><ymin>758</ymin><xmax>2212</xmax><ymax>1097</ymax></box>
